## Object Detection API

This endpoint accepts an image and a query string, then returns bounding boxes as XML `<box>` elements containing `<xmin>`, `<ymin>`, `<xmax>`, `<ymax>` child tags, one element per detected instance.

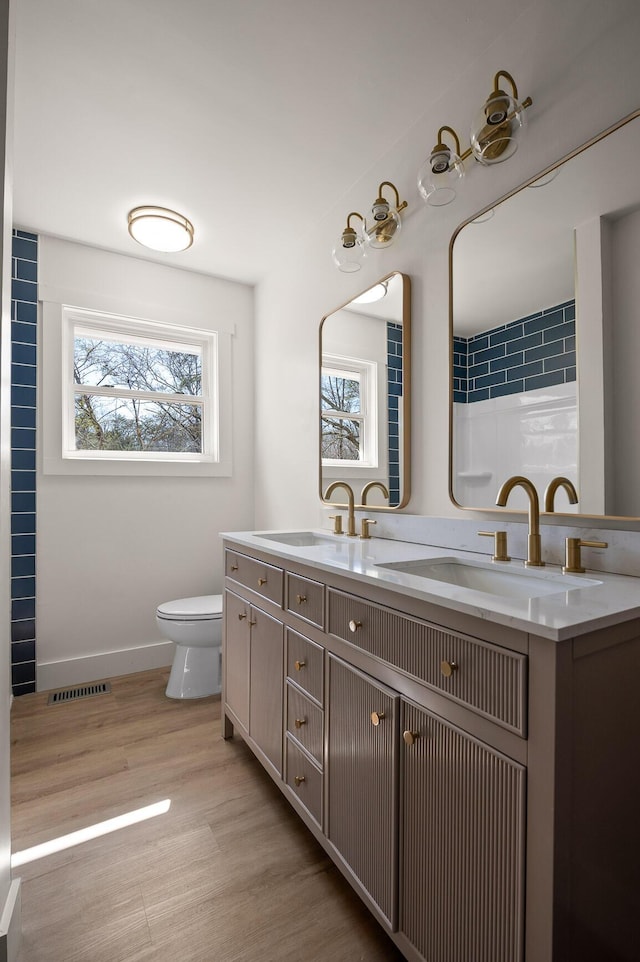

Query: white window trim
<box><xmin>41</xmin><ymin>300</ymin><xmax>233</xmax><ymax>477</ymax></box>
<box><xmin>321</xmin><ymin>353</ymin><xmax>378</xmax><ymax>469</ymax></box>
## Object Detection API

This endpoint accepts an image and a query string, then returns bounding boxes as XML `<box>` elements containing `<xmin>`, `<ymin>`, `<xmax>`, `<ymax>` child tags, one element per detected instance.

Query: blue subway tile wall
<box><xmin>387</xmin><ymin>322</ymin><xmax>402</xmax><ymax>505</ymax></box>
<box><xmin>10</xmin><ymin>230</ymin><xmax>37</xmax><ymax>695</ymax></box>
<box><xmin>453</xmin><ymin>301</ymin><xmax>576</xmax><ymax>403</ymax></box>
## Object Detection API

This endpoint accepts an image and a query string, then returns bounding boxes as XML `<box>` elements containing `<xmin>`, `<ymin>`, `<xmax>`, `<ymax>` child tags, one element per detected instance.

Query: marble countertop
<box><xmin>221</xmin><ymin>529</ymin><xmax>640</xmax><ymax>641</ymax></box>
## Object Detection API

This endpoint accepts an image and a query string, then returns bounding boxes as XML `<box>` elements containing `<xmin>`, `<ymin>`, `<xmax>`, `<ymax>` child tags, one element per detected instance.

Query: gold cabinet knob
<box><xmin>296</xmin><ymin>594</ymin><xmax>307</xmax><ymax>604</ymax></box>
<box><xmin>294</xmin><ymin>775</ymin><xmax>305</xmax><ymax>787</ymax></box>
<box><xmin>230</xmin><ymin>563</ymin><xmax>239</xmax><ymax>571</ymax></box>
<box><xmin>258</xmin><ymin>577</ymin><xmax>267</xmax><ymax>586</ymax></box>
<box><xmin>294</xmin><ymin>660</ymin><xmax>306</xmax><ymax>671</ymax></box>
<box><xmin>248</xmin><ymin>619</ymin><xmax>257</xmax><ymax>627</ymax></box>
<box><xmin>403</xmin><ymin>730</ymin><xmax>420</xmax><ymax>746</ymax></box>
<box><xmin>440</xmin><ymin>660</ymin><xmax>458</xmax><ymax>678</ymax></box>
<box><xmin>238</xmin><ymin>612</ymin><xmax>247</xmax><ymax>621</ymax></box>
<box><xmin>370</xmin><ymin>711</ymin><xmax>385</xmax><ymax>726</ymax></box>
<box><xmin>294</xmin><ymin>717</ymin><xmax>307</xmax><ymax>728</ymax></box>
<box><xmin>348</xmin><ymin>619</ymin><xmax>362</xmax><ymax>633</ymax></box>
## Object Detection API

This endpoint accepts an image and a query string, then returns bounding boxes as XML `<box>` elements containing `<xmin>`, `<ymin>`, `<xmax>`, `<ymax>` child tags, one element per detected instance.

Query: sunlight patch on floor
<box><xmin>11</xmin><ymin>798</ymin><xmax>171</xmax><ymax>867</ymax></box>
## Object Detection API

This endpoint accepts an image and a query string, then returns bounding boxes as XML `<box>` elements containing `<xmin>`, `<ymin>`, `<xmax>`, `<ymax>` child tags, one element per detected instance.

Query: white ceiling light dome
<box><xmin>127</xmin><ymin>206</ymin><xmax>194</xmax><ymax>252</ymax></box>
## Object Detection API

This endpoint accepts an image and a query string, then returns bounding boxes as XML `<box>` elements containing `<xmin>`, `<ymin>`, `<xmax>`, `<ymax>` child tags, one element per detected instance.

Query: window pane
<box><xmin>75</xmin><ymin>395</ymin><xmax>202</xmax><ymax>452</ymax></box>
<box><xmin>321</xmin><ymin>373</ymin><xmax>361</xmax><ymax>414</ymax></box>
<box><xmin>321</xmin><ymin>416</ymin><xmax>360</xmax><ymax>460</ymax></box>
<box><xmin>74</xmin><ymin>337</ymin><xmax>202</xmax><ymax>395</ymax></box>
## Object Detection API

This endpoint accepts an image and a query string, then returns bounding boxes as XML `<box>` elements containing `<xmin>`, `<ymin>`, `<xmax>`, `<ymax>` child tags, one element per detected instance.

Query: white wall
<box><xmin>611</xmin><ymin>206</ymin><xmax>640</xmax><ymax>516</ymax></box>
<box><xmin>253</xmin><ymin>0</ymin><xmax>640</xmax><ymax>531</ymax></box>
<box><xmin>36</xmin><ymin>237</ymin><xmax>254</xmax><ymax>688</ymax></box>
<box><xmin>1</xmin><ymin>5</ymin><xmax>20</xmax><ymax>960</ymax></box>
<box><xmin>453</xmin><ymin>384</ymin><xmax>578</xmax><ymax>512</ymax></box>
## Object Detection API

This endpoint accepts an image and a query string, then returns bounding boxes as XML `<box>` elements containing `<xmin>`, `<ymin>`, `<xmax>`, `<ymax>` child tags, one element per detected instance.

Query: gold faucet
<box><xmin>360</xmin><ymin>481</ymin><xmax>389</xmax><ymax>505</ymax></box>
<box><xmin>544</xmin><ymin>476</ymin><xmax>579</xmax><ymax>512</ymax></box>
<box><xmin>495</xmin><ymin>475</ymin><xmax>545</xmax><ymax>567</ymax></box>
<box><xmin>324</xmin><ymin>481</ymin><xmax>357</xmax><ymax>537</ymax></box>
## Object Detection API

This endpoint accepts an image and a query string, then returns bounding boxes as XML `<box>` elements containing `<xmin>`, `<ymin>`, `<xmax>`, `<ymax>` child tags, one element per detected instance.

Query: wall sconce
<box><xmin>332</xmin><ymin>212</ymin><xmax>366</xmax><ymax>273</ymax></box>
<box><xmin>128</xmin><ymin>206</ymin><xmax>194</xmax><ymax>252</ymax></box>
<box><xmin>417</xmin><ymin>69</ymin><xmax>532</xmax><ymax>207</ymax></box>
<box><xmin>333</xmin><ymin>181</ymin><xmax>407</xmax><ymax>272</ymax></box>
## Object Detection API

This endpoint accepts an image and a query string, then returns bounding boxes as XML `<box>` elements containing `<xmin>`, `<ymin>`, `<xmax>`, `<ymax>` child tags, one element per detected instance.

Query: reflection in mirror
<box><xmin>450</xmin><ymin>111</ymin><xmax>640</xmax><ymax>519</ymax></box>
<box><xmin>320</xmin><ymin>272</ymin><xmax>410</xmax><ymax>510</ymax></box>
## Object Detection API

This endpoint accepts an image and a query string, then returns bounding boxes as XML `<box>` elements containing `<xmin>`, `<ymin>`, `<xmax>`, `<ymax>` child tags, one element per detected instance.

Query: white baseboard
<box><xmin>0</xmin><ymin>878</ymin><xmax>21</xmax><ymax>962</ymax></box>
<box><xmin>36</xmin><ymin>641</ymin><xmax>174</xmax><ymax>692</ymax></box>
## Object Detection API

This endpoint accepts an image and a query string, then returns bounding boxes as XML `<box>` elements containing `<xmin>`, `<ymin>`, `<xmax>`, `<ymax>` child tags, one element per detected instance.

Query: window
<box><xmin>42</xmin><ymin>302</ymin><xmax>232</xmax><ymax>477</ymax></box>
<box><xmin>321</xmin><ymin>354</ymin><xmax>377</xmax><ymax>467</ymax></box>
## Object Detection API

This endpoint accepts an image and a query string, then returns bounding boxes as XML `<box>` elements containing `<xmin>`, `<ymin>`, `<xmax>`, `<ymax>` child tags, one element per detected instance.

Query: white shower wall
<box><xmin>453</xmin><ymin>382</ymin><xmax>578</xmax><ymax>512</ymax></box>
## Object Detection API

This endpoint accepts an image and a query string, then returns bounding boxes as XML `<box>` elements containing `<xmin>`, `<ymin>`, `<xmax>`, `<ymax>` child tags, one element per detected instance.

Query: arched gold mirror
<box><xmin>319</xmin><ymin>272</ymin><xmax>411</xmax><ymax>511</ymax></box>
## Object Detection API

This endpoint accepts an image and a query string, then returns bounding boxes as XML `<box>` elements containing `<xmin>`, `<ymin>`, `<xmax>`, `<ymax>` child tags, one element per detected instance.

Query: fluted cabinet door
<box><xmin>223</xmin><ymin>589</ymin><xmax>250</xmax><ymax>730</ymax></box>
<box><xmin>250</xmin><ymin>606</ymin><xmax>284</xmax><ymax>776</ymax></box>
<box><xmin>327</xmin><ymin>655</ymin><xmax>399</xmax><ymax>929</ymax></box>
<box><xmin>400</xmin><ymin>700</ymin><xmax>526</xmax><ymax>962</ymax></box>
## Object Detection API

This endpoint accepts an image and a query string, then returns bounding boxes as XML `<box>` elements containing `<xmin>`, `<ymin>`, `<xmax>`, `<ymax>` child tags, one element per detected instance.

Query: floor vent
<box><xmin>47</xmin><ymin>682</ymin><xmax>112</xmax><ymax>705</ymax></box>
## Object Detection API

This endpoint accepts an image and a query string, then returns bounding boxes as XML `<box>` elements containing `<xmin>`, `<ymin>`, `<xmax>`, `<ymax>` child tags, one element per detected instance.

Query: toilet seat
<box><xmin>156</xmin><ymin>594</ymin><xmax>223</xmax><ymax>622</ymax></box>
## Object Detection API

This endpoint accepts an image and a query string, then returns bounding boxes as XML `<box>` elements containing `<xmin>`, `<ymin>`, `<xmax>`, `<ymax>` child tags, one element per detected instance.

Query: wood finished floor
<box><xmin>11</xmin><ymin>668</ymin><xmax>404</xmax><ymax>962</ymax></box>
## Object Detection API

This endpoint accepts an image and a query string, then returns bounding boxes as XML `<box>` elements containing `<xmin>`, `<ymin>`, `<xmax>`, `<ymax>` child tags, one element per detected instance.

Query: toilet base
<box><xmin>165</xmin><ymin>643</ymin><xmax>222</xmax><ymax>699</ymax></box>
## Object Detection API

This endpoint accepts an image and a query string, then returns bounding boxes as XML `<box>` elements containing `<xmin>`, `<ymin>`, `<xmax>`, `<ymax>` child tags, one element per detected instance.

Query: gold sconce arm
<box><xmin>375</xmin><ymin>181</ymin><xmax>408</xmax><ymax>214</ymax></box>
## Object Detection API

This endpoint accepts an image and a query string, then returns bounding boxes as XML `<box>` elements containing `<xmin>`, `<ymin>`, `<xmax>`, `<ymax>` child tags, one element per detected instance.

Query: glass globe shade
<box><xmin>470</xmin><ymin>93</ymin><xmax>527</xmax><ymax>165</ymax></box>
<box><xmin>417</xmin><ymin>149</ymin><xmax>464</xmax><ymax>206</ymax></box>
<box><xmin>365</xmin><ymin>208</ymin><xmax>401</xmax><ymax>250</ymax></box>
<box><xmin>331</xmin><ymin>232</ymin><xmax>366</xmax><ymax>272</ymax></box>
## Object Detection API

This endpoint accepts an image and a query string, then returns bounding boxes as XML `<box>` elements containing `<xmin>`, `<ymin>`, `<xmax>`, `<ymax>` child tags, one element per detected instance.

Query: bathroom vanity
<box><xmin>221</xmin><ymin>531</ymin><xmax>640</xmax><ymax>962</ymax></box>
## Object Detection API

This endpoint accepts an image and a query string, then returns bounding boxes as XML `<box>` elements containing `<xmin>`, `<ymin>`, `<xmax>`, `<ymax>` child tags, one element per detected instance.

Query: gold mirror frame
<box><xmin>319</xmin><ymin>271</ymin><xmax>411</xmax><ymax>512</ymax></box>
<box><xmin>449</xmin><ymin>109</ymin><xmax>640</xmax><ymax>522</ymax></box>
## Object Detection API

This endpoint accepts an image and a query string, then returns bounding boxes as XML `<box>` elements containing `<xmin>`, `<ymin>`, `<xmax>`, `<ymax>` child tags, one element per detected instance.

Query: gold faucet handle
<box><xmin>328</xmin><ymin>514</ymin><xmax>343</xmax><ymax>535</ymax></box>
<box><xmin>478</xmin><ymin>530</ymin><xmax>511</xmax><ymax>562</ymax></box>
<box><xmin>563</xmin><ymin>538</ymin><xmax>608</xmax><ymax>574</ymax></box>
<box><xmin>360</xmin><ymin>518</ymin><xmax>377</xmax><ymax>540</ymax></box>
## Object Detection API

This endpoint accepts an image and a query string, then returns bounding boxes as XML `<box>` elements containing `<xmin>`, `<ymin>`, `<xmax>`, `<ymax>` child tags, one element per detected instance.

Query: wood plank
<box><xmin>12</xmin><ymin>668</ymin><xmax>403</xmax><ymax>962</ymax></box>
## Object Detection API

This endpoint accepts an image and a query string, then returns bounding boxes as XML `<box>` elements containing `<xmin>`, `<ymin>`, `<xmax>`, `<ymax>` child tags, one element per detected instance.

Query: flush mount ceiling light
<box><xmin>417</xmin><ymin>69</ymin><xmax>532</xmax><ymax>207</ymax></box>
<box><xmin>332</xmin><ymin>181</ymin><xmax>407</xmax><ymax>272</ymax></box>
<box><xmin>127</xmin><ymin>206</ymin><xmax>194</xmax><ymax>253</ymax></box>
<box><xmin>351</xmin><ymin>281</ymin><xmax>388</xmax><ymax>304</ymax></box>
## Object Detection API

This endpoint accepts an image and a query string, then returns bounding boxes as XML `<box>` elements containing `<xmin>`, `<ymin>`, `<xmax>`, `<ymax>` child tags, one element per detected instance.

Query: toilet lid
<box><xmin>157</xmin><ymin>594</ymin><xmax>223</xmax><ymax>621</ymax></box>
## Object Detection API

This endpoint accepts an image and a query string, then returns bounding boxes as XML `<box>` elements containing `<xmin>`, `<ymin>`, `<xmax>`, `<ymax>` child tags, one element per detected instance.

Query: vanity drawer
<box><xmin>286</xmin><ymin>629</ymin><xmax>324</xmax><ymax>705</ymax></box>
<box><xmin>285</xmin><ymin>572</ymin><xmax>325</xmax><ymax>629</ymax></box>
<box><xmin>286</xmin><ymin>736</ymin><xmax>323</xmax><ymax>828</ymax></box>
<box><xmin>327</xmin><ymin>589</ymin><xmax>527</xmax><ymax>736</ymax></box>
<box><xmin>286</xmin><ymin>682</ymin><xmax>324</xmax><ymax>766</ymax></box>
<box><xmin>225</xmin><ymin>549</ymin><xmax>283</xmax><ymax>607</ymax></box>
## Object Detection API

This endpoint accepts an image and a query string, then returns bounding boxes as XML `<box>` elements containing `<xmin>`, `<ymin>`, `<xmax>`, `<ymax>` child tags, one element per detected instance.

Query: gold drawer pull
<box><xmin>230</xmin><ymin>563</ymin><xmax>239</xmax><ymax>572</ymax></box>
<box><xmin>294</xmin><ymin>660</ymin><xmax>306</xmax><ymax>671</ymax></box>
<box><xmin>348</xmin><ymin>619</ymin><xmax>362</xmax><ymax>633</ymax></box>
<box><xmin>258</xmin><ymin>577</ymin><xmax>267</xmax><ymax>586</ymax></box>
<box><xmin>403</xmin><ymin>730</ymin><xmax>420</xmax><ymax>746</ymax></box>
<box><xmin>440</xmin><ymin>660</ymin><xmax>459</xmax><ymax>678</ymax></box>
<box><xmin>238</xmin><ymin>612</ymin><xmax>247</xmax><ymax>621</ymax></box>
<box><xmin>370</xmin><ymin>711</ymin><xmax>385</xmax><ymax>726</ymax></box>
<box><xmin>296</xmin><ymin>594</ymin><xmax>307</xmax><ymax>604</ymax></box>
<box><xmin>294</xmin><ymin>775</ymin><xmax>305</xmax><ymax>787</ymax></box>
<box><xmin>294</xmin><ymin>717</ymin><xmax>307</xmax><ymax>729</ymax></box>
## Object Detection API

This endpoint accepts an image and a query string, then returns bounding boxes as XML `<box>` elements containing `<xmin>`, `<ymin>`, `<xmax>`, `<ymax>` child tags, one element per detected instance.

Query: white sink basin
<box><xmin>253</xmin><ymin>531</ymin><xmax>337</xmax><ymax>547</ymax></box>
<box><xmin>376</xmin><ymin>557</ymin><xmax>602</xmax><ymax>600</ymax></box>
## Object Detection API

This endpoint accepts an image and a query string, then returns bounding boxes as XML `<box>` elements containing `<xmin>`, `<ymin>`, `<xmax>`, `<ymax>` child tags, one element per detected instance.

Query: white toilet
<box><xmin>156</xmin><ymin>594</ymin><xmax>223</xmax><ymax>699</ymax></box>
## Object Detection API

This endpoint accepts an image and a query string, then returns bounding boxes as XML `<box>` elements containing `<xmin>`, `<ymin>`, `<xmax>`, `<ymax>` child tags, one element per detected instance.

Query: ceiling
<box><xmin>12</xmin><ymin>0</ymin><xmax>532</xmax><ymax>286</ymax></box>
